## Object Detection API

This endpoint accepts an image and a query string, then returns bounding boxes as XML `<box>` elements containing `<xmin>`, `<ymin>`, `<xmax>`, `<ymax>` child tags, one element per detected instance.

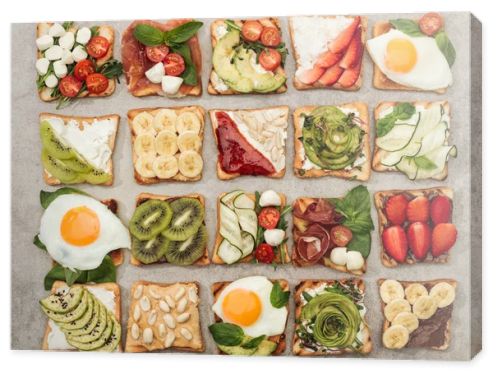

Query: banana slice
<box><xmin>429</xmin><ymin>282</ymin><xmax>456</xmax><ymax>308</ymax></box>
<box><xmin>132</xmin><ymin>112</ymin><xmax>155</xmax><ymax>136</ymax></box>
<box><xmin>380</xmin><ymin>280</ymin><xmax>405</xmax><ymax>304</ymax></box>
<box><xmin>135</xmin><ymin>155</ymin><xmax>156</xmax><ymax>178</ymax></box>
<box><xmin>383</xmin><ymin>324</ymin><xmax>409</xmax><ymax>349</ymax></box>
<box><xmin>175</xmin><ymin>111</ymin><xmax>201</xmax><ymax>134</ymax></box>
<box><xmin>404</xmin><ymin>283</ymin><xmax>429</xmax><ymax>305</ymax></box>
<box><xmin>155</xmin><ymin>131</ymin><xmax>178</xmax><ymax>157</ymax></box>
<box><xmin>177</xmin><ymin>131</ymin><xmax>201</xmax><ymax>152</ymax></box>
<box><xmin>134</xmin><ymin>134</ymin><xmax>156</xmax><ymax>157</ymax></box>
<box><xmin>153</xmin><ymin>109</ymin><xmax>177</xmax><ymax>133</ymax></box>
<box><xmin>384</xmin><ymin>298</ymin><xmax>411</xmax><ymax>322</ymax></box>
<box><xmin>178</xmin><ymin>150</ymin><xmax>203</xmax><ymax>178</ymax></box>
<box><xmin>392</xmin><ymin>311</ymin><xmax>419</xmax><ymax>333</ymax></box>
<box><xmin>413</xmin><ymin>296</ymin><xmax>438</xmax><ymax>319</ymax></box>
<box><xmin>153</xmin><ymin>155</ymin><xmax>178</xmax><ymax>179</ymax></box>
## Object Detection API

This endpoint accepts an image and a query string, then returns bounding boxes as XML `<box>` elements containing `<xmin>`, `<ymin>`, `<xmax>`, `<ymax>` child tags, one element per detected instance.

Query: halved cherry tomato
<box><xmin>330</xmin><ymin>225</ymin><xmax>353</xmax><ymax>247</ymax></box>
<box><xmin>260</xmin><ymin>27</ymin><xmax>281</xmax><ymax>47</ymax></box>
<box><xmin>146</xmin><ymin>44</ymin><xmax>170</xmax><ymax>63</ymax></box>
<box><xmin>86</xmin><ymin>36</ymin><xmax>110</xmax><ymax>58</ymax></box>
<box><xmin>85</xmin><ymin>73</ymin><xmax>109</xmax><ymax>94</ymax></box>
<box><xmin>241</xmin><ymin>20</ymin><xmax>264</xmax><ymax>42</ymax></box>
<box><xmin>254</xmin><ymin>243</ymin><xmax>274</xmax><ymax>264</ymax></box>
<box><xmin>58</xmin><ymin>75</ymin><xmax>82</xmax><ymax>98</ymax></box>
<box><xmin>258</xmin><ymin>207</ymin><xmax>280</xmax><ymax>229</ymax></box>
<box><xmin>73</xmin><ymin>60</ymin><xmax>95</xmax><ymax>81</ymax></box>
<box><xmin>419</xmin><ymin>12</ymin><xmax>444</xmax><ymax>36</ymax></box>
<box><xmin>163</xmin><ymin>53</ymin><xmax>185</xmax><ymax>76</ymax></box>
<box><xmin>258</xmin><ymin>49</ymin><xmax>282</xmax><ymax>71</ymax></box>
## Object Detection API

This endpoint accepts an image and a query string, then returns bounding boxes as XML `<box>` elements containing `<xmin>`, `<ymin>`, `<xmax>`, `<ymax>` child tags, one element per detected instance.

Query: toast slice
<box><xmin>374</xmin><ymin>187</ymin><xmax>454</xmax><ymax>267</ymax></box>
<box><xmin>208</xmin><ymin>18</ymin><xmax>287</xmax><ymax>95</ymax></box>
<box><xmin>209</xmin><ymin>106</ymin><xmax>289</xmax><ymax>180</ymax></box>
<box><xmin>130</xmin><ymin>193</ymin><xmax>209</xmax><ymax>266</ymax></box>
<box><xmin>39</xmin><ymin>113</ymin><xmax>119</xmax><ymax>186</ymax></box>
<box><xmin>42</xmin><ymin>281</ymin><xmax>122</xmax><ymax>351</ymax></box>
<box><xmin>289</xmin><ymin>16</ymin><xmax>367</xmax><ymax>91</ymax></box>
<box><xmin>372</xmin><ymin>101</ymin><xmax>451</xmax><ymax>180</ymax></box>
<box><xmin>37</xmin><ymin>23</ymin><xmax>116</xmax><ymax>102</ymax></box>
<box><xmin>293</xmin><ymin>279</ymin><xmax>372</xmax><ymax>355</ymax></box>
<box><xmin>212</xmin><ymin>192</ymin><xmax>290</xmax><ymax>264</ymax></box>
<box><xmin>211</xmin><ymin>279</ymin><xmax>289</xmax><ymax>355</ymax></box>
<box><xmin>128</xmin><ymin>106</ymin><xmax>205</xmax><ymax>184</ymax></box>
<box><xmin>125</xmin><ymin>280</ymin><xmax>204</xmax><ymax>353</ymax></box>
<box><xmin>378</xmin><ymin>278</ymin><xmax>457</xmax><ymax>350</ymax></box>
<box><xmin>293</xmin><ymin>102</ymin><xmax>370</xmax><ymax>181</ymax></box>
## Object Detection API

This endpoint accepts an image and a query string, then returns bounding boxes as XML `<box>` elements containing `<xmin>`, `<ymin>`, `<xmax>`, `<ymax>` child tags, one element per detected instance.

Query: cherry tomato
<box><xmin>73</xmin><ymin>60</ymin><xmax>95</xmax><ymax>81</ymax></box>
<box><xmin>86</xmin><ymin>36</ymin><xmax>110</xmax><ymax>58</ymax></box>
<box><xmin>330</xmin><ymin>225</ymin><xmax>353</xmax><ymax>247</ymax></box>
<box><xmin>258</xmin><ymin>49</ymin><xmax>282</xmax><ymax>71</ymax></box>
<box><xmin>241</xmin><ymin>20</ymin><xmax>264</xmax><ymax>42</ymax></box>
<box><xmin>58</xmin><ymin>75</ymin><xmax>83</xmax><ymax>98</ymax></box>
<box><xmin>163</xmin><ymin>53</ymin><xmax>185</xmax><ymax>76</ymax></box>
<box><xmin>254</xmin><ymin>243</ymin><xmax>274</xmax><ymax>264</ymax></box>
<box><xmin>419</xmin><ymin>12</ymin><xmax>444</xmax><ymax>36</ymax></box>
<box><xmin>258</xmin><ymin>207</ymin><xmax>280</xmax><ymax>229</ymax></box>
<box><xmin>260</xmin><ymin>27</ymin><xmax>281</xmax><ymax>47</ymax></box>
<box><xmin>85</xmin><ymin>73</ymin><xmax>109</xmax><ymax>94</ymax></box>
<box><xmin>145</xmin><ymin>44</ymin><xmax>169</xmax><ymax>63</ymax></box>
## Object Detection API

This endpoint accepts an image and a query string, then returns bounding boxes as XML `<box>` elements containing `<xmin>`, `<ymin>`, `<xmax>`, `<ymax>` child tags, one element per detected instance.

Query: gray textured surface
<box><xmin>11</xmin><ymin>13</ymin><xmax>480</xmax><ymax>359</ymax></box>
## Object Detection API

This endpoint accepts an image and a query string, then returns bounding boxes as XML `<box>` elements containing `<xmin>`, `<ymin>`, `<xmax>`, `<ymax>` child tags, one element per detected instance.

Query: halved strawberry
<box><xmin>406</xmin><ymin>196</ymin><xmax>430</xmax><ymax>223</ymax></box>
<box><xmin>297</xmin><ymin>66</ymin><xmax>325</xmax><ymax>85</ymax></box>
<box><xmin>337</xmin><ymin>55</ymin><xmax>362</xmax><ymax>88</ymax></box>
<box><xmin>430</xmin><ymin>195</ymin><xmax>452</xmax><ymax>224</ymax></box>
<box><xmin>382</xmin><ymin>225</ymin><xmax>408</xmax><ymax>263</ymax></box>
<box><xmin>315</xmin><ymin>50</ymin><xmax>343</xmax><ymax>68</ymax></box>
<box><xmin>318</xmin><ymin>64</ymin><xmax>344</xmax><ymax>86</ymax></box>
<box><xmin>431</xmin><ymin>223</ymin><xmax>457</xmax><ymax>257</ymax></box>
<box><xmin>328</xmin><ymin>16</ymin><xmax>361</xmax><ymax>54</ymax></box>
<box><xmin>385</xmin><ymin>194</ymin><xmax>408</xmax><ymax>225</ymax></box>
<box><xmin>407</xmin><ymin>222</ymin><xmax>431</xmax><ymax>261</ymax></box>
<box><xmin>339</xmin><ymin>28</ymin><xmax>363</xmax><ymax>69</ymax></box>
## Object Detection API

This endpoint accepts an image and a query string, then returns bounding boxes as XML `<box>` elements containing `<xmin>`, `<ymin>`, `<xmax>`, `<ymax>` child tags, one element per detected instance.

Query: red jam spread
<box><xmin>215</xmin><ymin>112</ymin><xmax>276</xmax><ymax>176</ymax></box>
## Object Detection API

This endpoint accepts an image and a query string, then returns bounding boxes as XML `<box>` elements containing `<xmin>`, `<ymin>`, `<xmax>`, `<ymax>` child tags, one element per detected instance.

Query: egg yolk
<box><xmin>222</xmin><ymin>288</ymin><xmax>262</xmax><ymax>327</ymax></box>
<box><xmin>385</xmin><ymin>38</ymin><xmax>417</xmax><ymax>73</ymax></box>
<box><xmin>60</xmin><ymin>206</ymin><xmax>100</xmax><ymax>246</ymax></box>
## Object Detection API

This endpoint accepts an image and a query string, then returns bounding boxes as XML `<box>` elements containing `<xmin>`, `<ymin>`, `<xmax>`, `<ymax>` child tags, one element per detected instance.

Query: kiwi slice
<box><xmin>42</xmin><ymin>149</ymin><xmax>78</xmax><ymax>183</ymax></box>
<box><xmin>164</xmin><ymin>224</ymin><xmax>207</xmax><ymax>265</ymax></box>
<box><xmin>131</xmin><ymin>235</ymin><xmax>170</xmax><ymax>264</ymax></box>
<box><xmin>129</xmin><ymin>200</ymin><xmax>173</xmax><ymax>240</ymax></box>
<box><xmin>162</xmin><ymin>198</ymin><xmax>204</xmax><ymax>241</ymax></box>
<box><xmin>83</xmin><ymin>168</ymin><xmax>112</xmax><ymax>185</ymax></box>
<box><xmin>40</xmin><ymin>121</ymin><xmax>74</xmax><ymax>160</ymax></box>
<box><xmin>64</xmin><ymin>153</ymin><xmax>92</xmax><ymax>173</ymax></box>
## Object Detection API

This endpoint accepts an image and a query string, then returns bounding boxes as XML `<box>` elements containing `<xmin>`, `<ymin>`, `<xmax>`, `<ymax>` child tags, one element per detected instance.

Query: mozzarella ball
<box><xmin>145</xmin><ymin>62</ymin><xmax>165</xmax><ymax>83</ymax></box>
<box><xmin>58</xmin><ymin>31</ymin><xmax>75</xmax><ymax>50</ymax></box>
<box><xmin>76</xmin><ymin>27</ymin><xmax>92</xmax><ymax>45</ymax></box>
<box><xmin>161</xmin><ymin>75</ymin><xmax>183</xmax><ymax>94</ymax></box>
<box><xmin>53</xmin><ymin>60</ymin><xmax>68</xmax><ymax>78</ymax></box>
<box><xmin>60</xmin><ymin>49</ymin><xmax>74</xmax><ymax>65</ymax></box>
<box><xmin>44</xmin><ymin>74</ymin><xmax>58</xmax><ymax>88</ymax></box>
<box><xmin>72</xmin><ymin>45</ymin><xmax>88</xmax><ymax>62</ymax></box>
<box><xmin>48</xmin><ymin>23</ymin><xmax>65</xmax><ymax>37</ymax></box>
<box><xmin>259</xmin><ymin>190</ymin><xmax>282</xmax><ymax>207</ymax></box>
<box><xmin>346</xmin><ymin>251</ymin><xmax>365</xmax><ymax>271</ymax></box>
<box><xmin>330</xmin><ymin>247</ymin><xmax>348</xmax><ymax>266</ymax></box>
<box><xmin>44</xmin><ymin>45</ymin><xmax>63</xmax><ymax>60</ymax></box>
<box><xmin>36</xmin><ymin>35</ymin><xmax>54</xmax><ymax>51</ymax></box>
<box><xmin>35</xmin><ymin>58</ymin><xmax>50</xmax><ymax>75</ymax></box>
<box><xmin>264</xmin><ymin>229</ymin><xmax>285</xmax><ymax>246</ymax></box>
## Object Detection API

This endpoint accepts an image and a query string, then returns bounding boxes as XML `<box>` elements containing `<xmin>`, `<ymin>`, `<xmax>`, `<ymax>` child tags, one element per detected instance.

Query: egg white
<box><xmin>212</xmin><ymin>276</ymin><xmax>288</xmax><ymax>337</ymax></box>
<box><xmin>39</xmin><ymin>194</ymin><xmax>131</xmax><ymax>270</ymax></box>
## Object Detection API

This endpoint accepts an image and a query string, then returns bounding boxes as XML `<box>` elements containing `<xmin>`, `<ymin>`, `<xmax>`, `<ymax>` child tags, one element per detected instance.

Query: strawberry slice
<box><xmin>328</xmin><ymin>16</ymin><xmax>361</xmax><ymax>54</ymax></box>
<box><xmin>315</xmin><ymin>50</ymin><xmax>343</xmax><ymax>68</ymax></box>
<box><xmin>406</xmin><ymin>196</ymin><xmax>430</xmax><ymax>223</ymax></box>
<box><xmin>431</xmin><ymin>223</ymin><xmax>457</xmax><ymax>257</ymax></box>
<box><xmin>318</xmin><ymin>64</ymin><xmax>344</xmax><ymax>86</ymax></box>
<box><xmin>382</xmin><ymin>225</ymin><xmax>408</xmax><ymax>263</ymax></box>
<box><xmin>385</xmin><ymin>194</ymin><xmax>409</xmax><ymax>225</ymax></box>
<box><xmin>337</xmin><ymin>55</ymin><xmax>362</xmax><ymax>88</ymax></box>
<box><xmin>430</xmin><ymin>195</ymin><xmax>452</xmax><ymax>224</ymax></box>
<box><xmin>339</xmin><ymin>28</ymin><xmax>363</xmax><ymax>69</ymax></box>
<box><xmin>407</xmin><ymin>222</ymin><xmax>431</xmax><ymax>260</ymax></box>
<box><xmin>297</xmin><ymin>66</ymin><xmax>325</xmax><ymax>85</ymax></box>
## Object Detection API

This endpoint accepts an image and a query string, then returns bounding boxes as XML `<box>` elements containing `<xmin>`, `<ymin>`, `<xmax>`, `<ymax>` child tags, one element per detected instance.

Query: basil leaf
<box><xmin>347</xmin><ymin>232</ymin><xmax>371</xmax><ymax>258</ymax></box>
<box><xmin>435</xmin><ymin>31</ymin><xmax>456</xmax><ymax>67</ymax></box>
<box><xmin>64</xmin><ymin>268</ymin><xmax>83</xmax><ymax>286</ymax></box>
<box><xmin>302</xmin><ymin>291</ymin><xmax>313</xmax><ymax>302</ymax></box>
<box><xmin>33</xmin><ymin>234</ymin><xmax>47</xmax><ymax>252</ymax></box>
<box><xmin>414</xmin><ymin>155</ymin><xmax>438</xmax><ymax>170</ymax></box>
<box><xmin>209</xmin><ymin>323</ymin><xmax>244</xmax><ymax>346</ymax></box>
<box><xmin>62</xmin><ymin>21</ymin><xmax>74</xmax><ymax>31</ymax></box>
<box><xmin>376</xmin><ymin>102</ymin><xmax>416</xmax><ymax>137</ymax></box>
<box><xmin>40</xmin><ymin>187</ymin><xmax>88</xmax><ymax>209</ymax></box>
<box><xmin>270</xmin><ymin>282</ymin><xmax>290</xmax><ymax>308</ymax></box>
<box><xmin>241</xmin><ymin>335</ymin><xmax>266</xmax><ymax>349</ymax></box>
<box><xmin>390</xmin><ymin>19</ymin><xmax>424</xmax><ymax>37</ymax></box>
<box><xmin>164</xmin><ymin>21</ymin><xmax>203</xmax><ymax>44</ymax></box>
<box><xmin>86</xmin><ymin>256</ymin><xmax>116</xmax><ymax>283</ymax></box>
<box><xmin>333</xmin><ymin>185</ymin><xmax>374</xmax><ymax>234</ymax></box>
<box><xmin>133</xmin><ymin>24</ymin><xmax>165</xmax><ymax>46</ymax></box>
<box><xmin>224</xmin><ymin>19</ymin><xmax>241</xmax><ymax>32</ymax></box>
<box><xmin>170</xmin><ymin>43</ymin><xmax>198</xmax><ymax>86</ymax></box>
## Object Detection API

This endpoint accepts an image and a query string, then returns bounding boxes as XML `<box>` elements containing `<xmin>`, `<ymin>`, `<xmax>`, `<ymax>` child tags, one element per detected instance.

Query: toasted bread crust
<box><xmin>293</xmin><ymin>102</ymin><xmax>370</xmax><ymax>181</ymax></box>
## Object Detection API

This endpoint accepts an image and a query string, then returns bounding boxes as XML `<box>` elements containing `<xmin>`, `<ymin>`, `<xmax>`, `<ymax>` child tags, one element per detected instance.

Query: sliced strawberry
<box><xmin>406</xmin><ymin>196</ymin><xmax>430</xmax><ymax>223</ymax></box>
<box><xmin>339</xmin><ymin>28</ymin><xmax>363</xmax><ymax>69</ymax></box>
<box><xmin>385</xmin><ymin>194</ymin><xmax>408</xmax><ymax>226</ymax></box>
<box><xmin>315</xmin><ymin>50</ymin><xmax>343</xmax><ymax>68</ymax></box>
<box><xmin>337</xmin><ymin>55</ymin><xmax>362</xmax><ymax>88</ymax></box>
<box><xmin>318</xmin><ymin>64</ymin><xmax>344</xmax><ymax>86</ymax></box>
<box><xmin>407</xmin><ymin>222</ymin><xmax>431</xmax><ymax>261</ymax></box>
<box><xmin>430</xmin><ymin>195</ymin><xmax>452</xmax><ymax>224</ymax></box>
<box><xmin>431</xmin><ymin>223</ymin><xmax>457</xmax><ymax>257</ymax></box>
<box><xmin>382</xmin><ymin>225</ymin><xmax>408</xmax><ymax>263</ymax></box>
<box><xmin>328</xmin><ymin>16</ymin><xmax>361</xmax><ymax>54</ymax></box>
<box><xmin>297</xmin><ymin>66</ymin><xmax>325</xmax><ymax>85</ymax></box>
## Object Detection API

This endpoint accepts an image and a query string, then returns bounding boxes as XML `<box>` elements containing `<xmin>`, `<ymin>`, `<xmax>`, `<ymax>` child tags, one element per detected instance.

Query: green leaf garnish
<box><xmin>435</xmin><ymin>31</ymin><xmax>456</xmax><ymax>67</ymax></box>
<box><xmin>208</xmin><ymin>322</ymin><xmax>244</xmax><ymax>346</ymax></box>
<box><xmin>270</xmin><ymin>282</ymin><xmax>290</xmax><ymax>308</ymax></box>
<box><xmin>389</xmin><ymin>19</ymin><xmax>424</xmax><ymax>37</ymax></box>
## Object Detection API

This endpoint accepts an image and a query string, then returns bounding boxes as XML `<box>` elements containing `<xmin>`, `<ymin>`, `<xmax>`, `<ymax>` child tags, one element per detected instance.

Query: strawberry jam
<box><xmin>215</xmin><ymin>112</ymin><xmax>275</xmax><ymax>176</ymax></box>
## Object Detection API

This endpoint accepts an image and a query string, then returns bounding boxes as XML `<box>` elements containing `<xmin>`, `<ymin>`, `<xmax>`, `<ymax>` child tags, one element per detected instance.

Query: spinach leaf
<box><xmin>347</xmin><ymin>232</ymin><xmax>371</xmax><ymax>258</ymax></box>
<box><xmin>414</xmin><ymin>155</ymin><xmax>438</xmax><ymax>170</ymax></box>
<box><xmin>241</xmin><ymin>335</ymin><xmax>266</xmax><ymax>349</ymax></box>
<box><xmin>302</xmin><ymin>291</ymin><xmax>313</xmax><ymax>302</ymax></box>
<box><xmin>208</xmin><ymin>323</ymin><xmax>244</xmax><ymax>346</ymax></box>
<box><xmin>333</xmin><ymin>185</ymin><xmax>374</xmax><ymax>234</ymax></box>
<box><xmin>435</xmin><ymin>31</ymin><xmax>456</xmax><ymax>67</ymax></box>
<box><xmin>40</xmin><ymin>187</ymin><xmax>88</xmax><ymax>209</ymax></box>
<box><xmin>270</xmin><ymin>282</ymin><xmax>290</xmax><ymax>308</ymax></box>
<box><xmin>64</xmin><ymin>268</ymin><xmax>83</xmax><ymax>286</ymax></box>
<box><xmin>376</xmin><ymin>102</ymin><xmax>416</xmax><ymax>137</ymax></box>
<box><xmin>133</xmin><ymin>24</ymin><xmax>165</xmax><ymax>46</ymax></box>
<box><xmin>170</xmin><ymin>43</ymin><xmax>198</xmax><ymax>86</ymax></box>
<box><xmin>390</xmin><ymin>19</ymin><xmax>424</xmax><ymax>37</ymax></box>
<box><xmin>164</xmin><ymin>21</ymin><xmax>203</xmax><ymax>44</ymax></box>
<box><xmin>33</xmin><ymin>234</ymin><xmax>47</xmax><ymax>252</ymax></box>
<box><xmin>86</xmin><ymin>256</ymin><xmax>116</xmax><ymax>283</ymax></box>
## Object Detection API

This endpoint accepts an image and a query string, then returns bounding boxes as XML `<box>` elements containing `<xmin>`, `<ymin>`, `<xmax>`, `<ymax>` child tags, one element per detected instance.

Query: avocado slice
<box><xmin>97</xmin><ymin>315</ymin><xmax>121</xmax><ymax>352</ymax></box>
<box><xmin>58</xmin><ymin>294</ymin><xmax>95</xmax><ymax>332</ymax></box>
<box><xmin>67</xmin><ymin>313</ymin><xmax>114</xmax><ymax>351</ymax></box>
<box><xmin>63</xmin><ymin>298</ymin><xmax>101</xmax><ymax>337</ymax></box>
<box><xmin>67</xmin><ymin>300</ymin><xmax>108</xmax><ymax>343</ymax></box>
<box><xmin>218</xmin><ymin>344</ymin><xmax>258</xmax><ymax>356</ymax></box>
<box><xmin>234</xmin><ymin>49</ymin><xmax>285</xmax><ymax>93</ymax></box>
<box><xmin>40</xmin><ymin>286</ymin><xmax>84</xmax><ymax>313</ymax></box>
<box><xmin>42</xmin><ymin>290</ymin><xmax>89</xmax><ymax>324</ymax></box>
<box><xmin>252</xmin><ymin>339</ymin><xmax>278</xmax><ymax>356</ymax></box>
<box><xmin>217</xmin><ymin>337</ymin><xmax>277</xmax><ymax>356</ymax></box>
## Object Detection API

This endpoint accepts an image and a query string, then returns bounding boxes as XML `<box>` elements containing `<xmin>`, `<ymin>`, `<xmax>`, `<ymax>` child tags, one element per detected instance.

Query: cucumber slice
<box><xmin>234</xmin><ymin>208</ymin><xmax>258</xmax><ymax>240</ymax></box>
<box><xmin>415</xmin><ymin>145</ymin><xmax>457</xmax><ymax>180</ymax></box>
<box><xmin>416</xmin><ymin>122</ymin><xmax>448</xmax><ymax>157</ymax></box>
<box><xmin>240</xmin><ymin>232</ymin><xmax>255</xmax><ymax>258</ymax></box>
<box><xmin>217</xmin><ymin>239</ymin><xmax>243</xmax><ymax>264</ymax></box>
<box><xmin>220</xmin><ymin>203</ymin><xmax>242</xmax><ymax>249</ymax></box>
<box><xmin>376</xmin><ymin>124</ymin><xmax>416</xmax><ymax>152</ymax></box>
<box><xmin>396</xmin><ymin>157</ymin><xmax>419</xmax><ymax>180</ymax></box>
<box><xmin>381</xmin><ymin>142</ymin><xmax>421</xmax><ymax>167</ymax></box>
<box><xmin>220</xmin><ymin>190</ymin><xmax>244</xmax><ymax>209</ymax></box>
<box><xmin>411</xmin><ymin>105</ymin><xmax>443</xmax><ymax>142</ymax></box>
<box><xmin>234</xmin><ymin>193</ymin><xmax>255</xmax><ymax>210</ymax></box>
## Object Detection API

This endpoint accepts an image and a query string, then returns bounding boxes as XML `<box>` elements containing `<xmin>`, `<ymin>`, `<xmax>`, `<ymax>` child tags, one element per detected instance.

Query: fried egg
<box><xmin>39</xmin><ymin>193</ymin><xmax>131</xmax><ymax>270</ymax></box>
<box><xmin>212</xmin><ymin>276</ymin><xmax>287</xmax><ymax>337</ymax></box>
<box><xmin>367</xmin><ymin>29</ymin><xmax>452</xmax><ymax>90</ymax></box>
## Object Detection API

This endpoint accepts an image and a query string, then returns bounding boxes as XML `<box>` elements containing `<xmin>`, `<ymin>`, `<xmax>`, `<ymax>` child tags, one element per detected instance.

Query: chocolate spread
<box><xmin>407</xmin><ymin>305</ymin><xmax>453</xmax><ymax>348</ymax></box>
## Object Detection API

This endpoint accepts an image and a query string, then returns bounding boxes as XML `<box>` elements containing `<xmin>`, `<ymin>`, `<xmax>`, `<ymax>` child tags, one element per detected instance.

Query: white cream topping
<box><xmin>211</xmin><ymin>71</ymin><xmax>229</xmax><ymax>92</ymax></box>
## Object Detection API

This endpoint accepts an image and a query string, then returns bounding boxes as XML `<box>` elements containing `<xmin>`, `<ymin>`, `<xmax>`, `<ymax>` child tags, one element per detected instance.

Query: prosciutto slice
<box><xmin>296</xmin><ymin>224</ymin><xmax>331</xmax><ymax>263</ymax></box>
<box><xmin>293</xmin><ymin>198</ymin><xmax>336</xmax><ymax>224</ymax></box>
